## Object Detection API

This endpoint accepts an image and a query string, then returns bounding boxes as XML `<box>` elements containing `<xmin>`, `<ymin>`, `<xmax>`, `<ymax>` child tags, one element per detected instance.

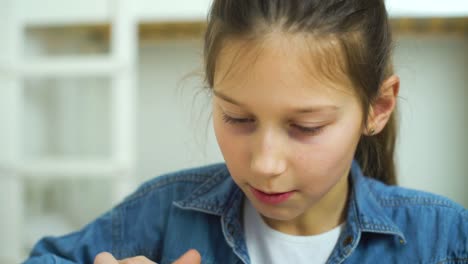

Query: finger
<box><xmin>172</xmin><ymin>249</ymin><xmax>201</xmax><ymax>264</ymax></box>
<box><xmin>94</xmin><ymin>252</ymin><xmax>119</xmax><ymax>264</ymax></box>
<box><xmin>118</xmin><ymin>256</ymin><xmax>157</xmax><ymax>264</ymax></box>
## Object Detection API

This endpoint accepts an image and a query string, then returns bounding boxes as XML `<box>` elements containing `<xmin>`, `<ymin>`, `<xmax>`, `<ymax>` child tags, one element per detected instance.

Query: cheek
<box><xmin>293</xmin><ymin>118</ymin><xmax>361</xmax><ymax>189</ymax></box>
<box><xmin>213</xmin><ymin>113</ymin><xmax>248</xmax><ymax>164</ymax></box>
<box><xmin>317</xmin><ymin>111</ymin><xmax>362</xmax><ymax>162</ymax></box>
<box><xmin>213</xmin><ymin>117</ymin><xmax>229</xmax><ymax>155</ymax></box>
<box><xmin>213</xmin><ymin>120</ymin><xmax>250</xmax><ymax>186</ymax></box>
<box><xmin>295</xmin><ymin>127</ymin><xmax>358</xmax><ymax>166</ymax></box>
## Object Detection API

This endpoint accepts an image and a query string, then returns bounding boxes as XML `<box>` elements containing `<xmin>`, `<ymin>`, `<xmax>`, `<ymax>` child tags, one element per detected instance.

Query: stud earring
<box><xmin>368</xmin><ymin>127</ymin><xmax>376</xmax><ymax>136</ymax></box>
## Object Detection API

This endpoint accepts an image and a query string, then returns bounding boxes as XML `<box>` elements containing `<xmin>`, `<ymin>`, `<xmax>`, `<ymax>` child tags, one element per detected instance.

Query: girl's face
<box><xmin>212</xmin><ymin>35</ymin><xmax>364</xmax><ymax>232</ymax></box>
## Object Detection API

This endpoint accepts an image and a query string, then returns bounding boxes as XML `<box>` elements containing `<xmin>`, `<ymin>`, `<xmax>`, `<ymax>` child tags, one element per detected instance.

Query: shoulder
<box><xmin>107</xmin><ymin>163</ymin><xmax>231</xmax><ymax>259</ymax></box>
<box><xmin>117</xmin><ymin>163</ymin><xmax>229</xmax><ymax>208</ymax></box>
<box><xmin>365</xmin><ymin>177</ymin><xmax>466</xmax><ymax>213</ymax></box>
<box><xmin>363</xmin><ymin>177</ymin><xmax>467</xmax><ymax>256</ymax></box>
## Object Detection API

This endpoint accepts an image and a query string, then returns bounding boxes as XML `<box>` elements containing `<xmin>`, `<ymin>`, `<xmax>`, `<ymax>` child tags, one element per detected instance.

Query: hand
<box><xmin>94</xmin><ymin>249</ymin><xmax>201</xmax><ymax>264</ymax></box>
<box><xmin>171</xmin><ymin>250</ymin><xmax>201</xmax><ymax>264</ymax></box>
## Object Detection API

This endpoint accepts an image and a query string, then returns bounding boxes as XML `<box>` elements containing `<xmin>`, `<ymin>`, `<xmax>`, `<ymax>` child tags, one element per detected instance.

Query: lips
<box><xmin>250</xmin><ymin>186</ymin><xmax>295</xmax><ymax>205</ymax></box>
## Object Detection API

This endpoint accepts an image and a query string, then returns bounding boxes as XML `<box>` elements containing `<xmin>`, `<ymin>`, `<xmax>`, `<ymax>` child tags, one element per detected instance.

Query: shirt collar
<box><xmin>173</xmin><ymin>164</ymin><xmax>241</xmax><ymax>217</ymax></box>
<box><xmin>174</xmin><ymin>161</ymin><xmax>406</xmax><ymax>242</ymax></box>
<box><xmin>348</xmin><ymin>160</ymin><xmax>406</xmax><ymax>242</ymax></box>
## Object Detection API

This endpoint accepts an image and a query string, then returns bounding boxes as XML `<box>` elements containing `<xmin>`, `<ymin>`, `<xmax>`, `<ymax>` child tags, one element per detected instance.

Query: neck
<box><xmin>262</xmin><ymin>173</ymin><xmax>350</xmax><ymax>236</ymax></box>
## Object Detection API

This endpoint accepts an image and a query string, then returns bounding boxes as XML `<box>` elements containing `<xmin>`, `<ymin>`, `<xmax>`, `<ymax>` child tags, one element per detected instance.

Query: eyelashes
<box><xmin>222</xmin><ymin>113</ymin><xmax>254</xmax><ymax>124</ymax></box>
<box><xmin>221</xmin><ymin>113</ymin><xmax>324</xmax><ymax>136</ymax></box>
<box><xmin>290</xmin><ymin>124</ymin><xmax>324</xmax><ymax>134</ymax></box>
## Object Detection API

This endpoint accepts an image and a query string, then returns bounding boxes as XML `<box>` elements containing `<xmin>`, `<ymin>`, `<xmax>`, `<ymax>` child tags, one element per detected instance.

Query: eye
<box><xmin>222</xmin><ymin>113</ymin><xmax>255</xmax><ymax>124</ymax></box>
<box><xmin>291</xmin><ymin>124</ymin><xmax>324</xmax><ymax>135</ymax></box>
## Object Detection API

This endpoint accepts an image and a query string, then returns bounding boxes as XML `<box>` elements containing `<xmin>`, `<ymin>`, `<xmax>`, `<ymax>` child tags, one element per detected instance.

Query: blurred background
<box><xmin>0</xmin><ymin>0</ymin><xmax>466</xmax><ymax>263</ymax></box>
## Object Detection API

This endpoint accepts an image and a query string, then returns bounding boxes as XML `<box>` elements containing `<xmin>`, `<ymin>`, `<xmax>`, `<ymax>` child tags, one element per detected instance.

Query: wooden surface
<box><xmin>24</xmin><ymin>17</ymin><xmax>467</xmax><ymax>44</ymax></box>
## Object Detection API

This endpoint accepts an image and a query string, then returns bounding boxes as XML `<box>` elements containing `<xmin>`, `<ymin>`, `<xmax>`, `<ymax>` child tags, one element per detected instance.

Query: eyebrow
<box><xmin>213</xmin><ymin>90</ymin><xmax>340</xmax><ymax>113</ymax></box>
<box><xmin>213</xmin><ymin>90</ymin><xmax>246</xmax><ymax>106</ymax></box>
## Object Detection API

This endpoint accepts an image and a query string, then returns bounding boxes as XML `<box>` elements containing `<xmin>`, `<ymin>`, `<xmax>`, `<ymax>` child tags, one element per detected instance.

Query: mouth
<box><xmin>250</xmin><ymin>186</ymin><xmax>295</xmax><ymax>205</ymax></box>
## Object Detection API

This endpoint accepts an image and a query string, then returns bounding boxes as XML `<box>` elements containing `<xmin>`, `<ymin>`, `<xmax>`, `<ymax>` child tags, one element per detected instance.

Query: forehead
<box><xmin>213</xmin><ymin>32</ymin><xmax>356</xmax><ymax>105</ymax></box>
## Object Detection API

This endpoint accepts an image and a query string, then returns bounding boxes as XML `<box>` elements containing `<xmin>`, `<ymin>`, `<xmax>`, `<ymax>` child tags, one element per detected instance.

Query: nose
<box><xmin>250</xmin><ymin>128</ymin><xmax>287</xmax><ymax>178</ymax></box>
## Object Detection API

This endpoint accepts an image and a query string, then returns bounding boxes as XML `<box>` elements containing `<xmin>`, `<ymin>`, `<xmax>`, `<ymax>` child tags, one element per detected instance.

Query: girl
<box><xmin>24</xmin><ymin>0</ymin><xmax>467</xmax><ymax>263</ymax></box>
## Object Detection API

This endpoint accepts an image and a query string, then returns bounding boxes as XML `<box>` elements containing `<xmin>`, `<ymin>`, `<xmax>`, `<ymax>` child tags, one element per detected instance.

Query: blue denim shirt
<box><xmin>24</xmin><ymin>161</ymin><xmax>468</xmax><ymax>264</ymax></box>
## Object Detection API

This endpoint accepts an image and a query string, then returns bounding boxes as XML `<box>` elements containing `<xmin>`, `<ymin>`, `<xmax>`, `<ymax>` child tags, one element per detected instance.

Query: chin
<box><xmin>252</xmin><ymin>201</ymin><xmax>303</xmax><ymax>222</ymax></box>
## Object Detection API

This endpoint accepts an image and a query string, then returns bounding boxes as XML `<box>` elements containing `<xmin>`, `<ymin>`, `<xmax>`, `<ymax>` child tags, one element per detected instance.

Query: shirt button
<box><xmin>343</xmin><ymin>236</ymin><xmax>353</xmax><ymax>247</ymax></box>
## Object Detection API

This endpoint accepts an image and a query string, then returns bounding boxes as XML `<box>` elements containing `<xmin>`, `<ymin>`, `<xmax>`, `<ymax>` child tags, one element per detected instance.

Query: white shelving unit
<box><xmin>17</xmin><ymin>158</ymin><xmax>126</xmax><ymax>178</ymax></box>
<box><xmin>0</xmin><ymin>0</ymin><xmax>138</xmax><ymax>262</ymax></box>
<box><xmin>17</xmin><ymin>56</ymin><xmax>121</xmax><ymax>77</ymax></box>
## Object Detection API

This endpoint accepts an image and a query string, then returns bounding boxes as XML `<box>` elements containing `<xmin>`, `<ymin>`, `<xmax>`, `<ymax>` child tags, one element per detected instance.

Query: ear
<box><xmin>364</xmin><ymin>75</ymin><xmax>400</xmax><ymax>136</ymax></box>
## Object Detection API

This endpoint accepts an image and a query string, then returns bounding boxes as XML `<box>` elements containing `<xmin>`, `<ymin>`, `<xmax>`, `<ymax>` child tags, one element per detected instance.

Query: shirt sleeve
<box><xmin>22</xmin><ymin>210</ymin><xmax>115</xmax><ymax>264</ymax></box>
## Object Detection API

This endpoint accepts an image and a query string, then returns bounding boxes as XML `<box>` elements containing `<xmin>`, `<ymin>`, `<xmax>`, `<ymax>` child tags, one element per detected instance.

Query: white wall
<box><xmin>11</xmin><ymin>0</ymin><xmax>468</xmax><ymax>26</ymax></box>
<box><xmin>394</xmin><ymin>34</ymin><xmax>468</xmax><ymax>206</ymax></box>
<box><xmin>386</xmin><ymin>0</ymin><xmax>468</xmax><ymax>17</ymax></box>
<box><xmin>137</xmin><ymin>40</ymin><xmax>223</xmax><ymax>181</ymax></box>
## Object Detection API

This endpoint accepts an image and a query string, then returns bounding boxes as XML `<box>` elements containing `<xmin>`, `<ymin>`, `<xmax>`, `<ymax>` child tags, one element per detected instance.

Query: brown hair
<box><xmin>203</xmin><ymin>0</ymin><xmax>398</xmax><ymax>185</ymax></box>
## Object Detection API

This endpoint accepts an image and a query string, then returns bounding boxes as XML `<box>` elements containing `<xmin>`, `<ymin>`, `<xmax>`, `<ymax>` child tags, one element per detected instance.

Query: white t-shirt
<box><xmin>243</xmin><ymin>200</ymin><xmax>343</xmax><ymax>264</ymax></box>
